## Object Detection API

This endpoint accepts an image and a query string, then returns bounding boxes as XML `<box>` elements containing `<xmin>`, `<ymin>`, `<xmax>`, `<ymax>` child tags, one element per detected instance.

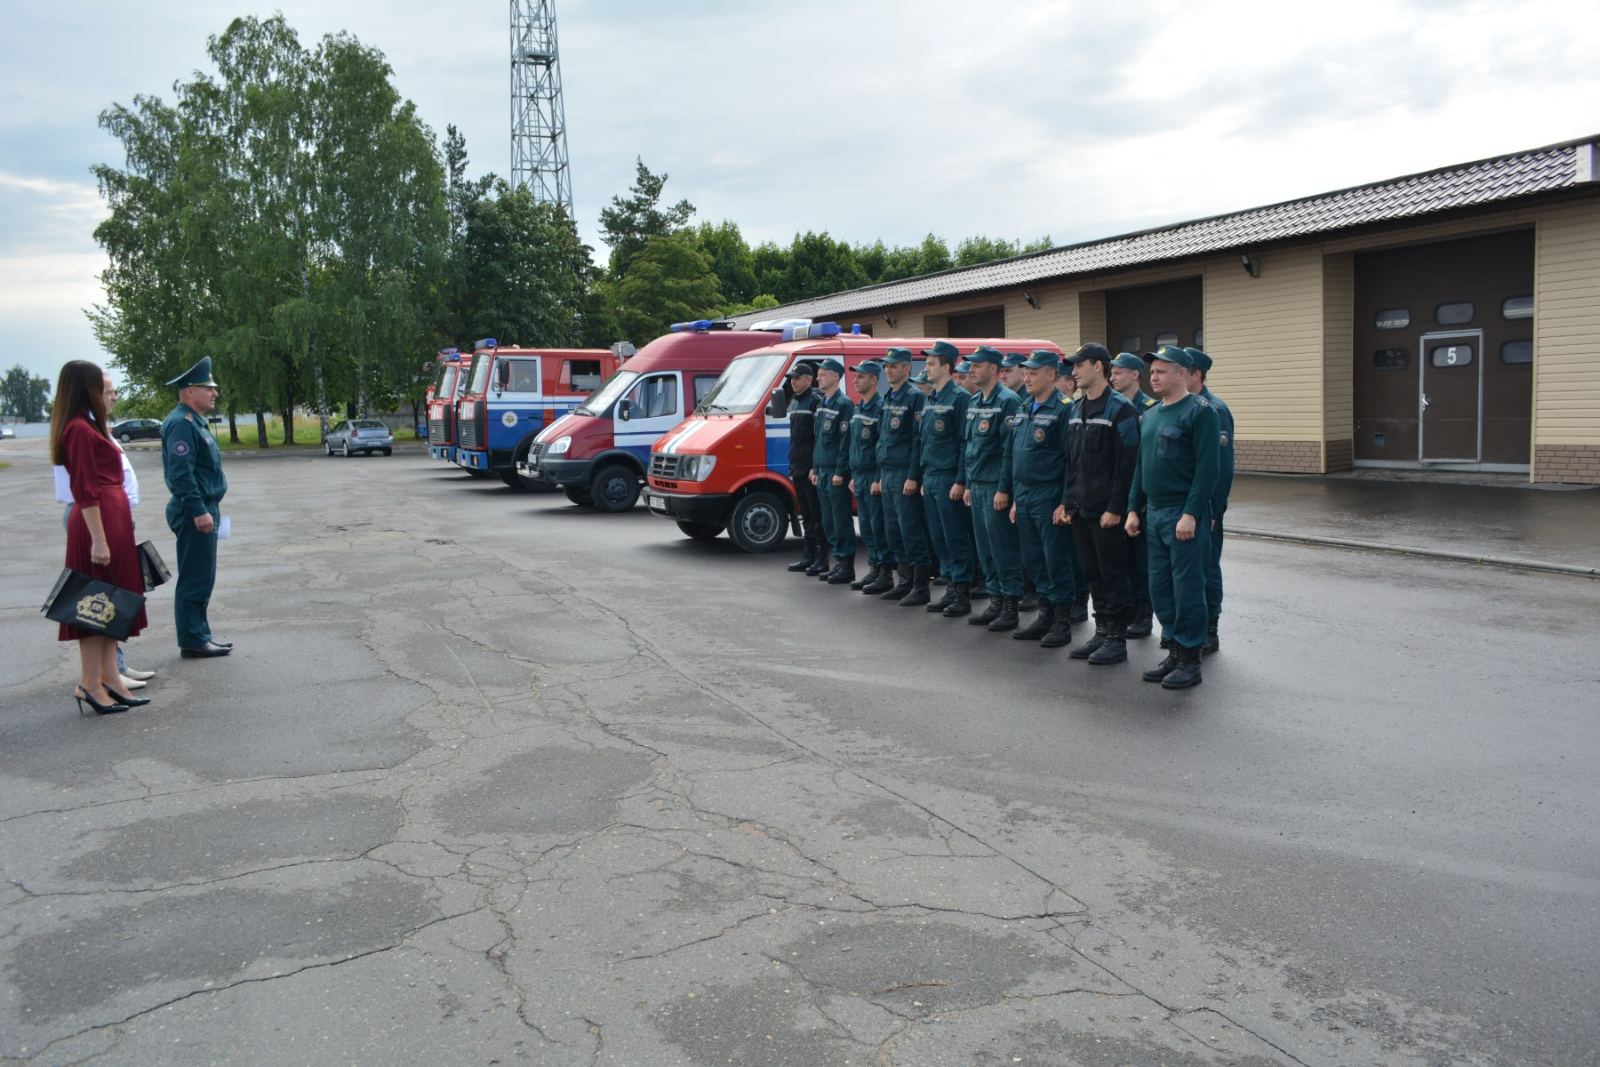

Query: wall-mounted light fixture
<box><xmin>1240</xmin><ymin>254</ymin><xmax>1260</xmax><ymax>278</ymax></box>
<box><xmin>884</xmin><ymin>313</ymin><xmax>897</xmax><ymax>328</ymax></box>
<box><xmin>1022</xmin><ymin>291</ymin><xmax>1041</xmax><ymax>310</ymax></box>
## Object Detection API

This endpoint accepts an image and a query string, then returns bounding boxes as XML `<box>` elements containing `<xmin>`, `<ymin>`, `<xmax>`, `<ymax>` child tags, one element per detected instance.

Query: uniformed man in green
<box><xmin>810</xmin><ymin>357</ymin><xmax>857</xmax><ymax>585</ymax></box>
<box><xmin>842</xmin><ymin>359</ymin><xmax>892</xmax><ymax>592</ymax></box>
<box><xmin>1185</xmin><ymin>348</ymin><xmax>1234</xmax><ymax>655</ymax></box>
<box><xmin>875</xmin><ymin>348</ymin><xmax>932</xmax><ymax>605</ymax></box>
<box><xmin>1001</xmin><ymin>351</ymin><xmax>1078</xmax><ymax>648</ymax></box>
<box><xmin>1111</xmin><ymin>351</ymin><xmax>1159</xmax><ymax>637</ymax></box>
<box><xmin>960</xmin><ymin>347</ymin><xmax>1024</xmax><ymax>631</ymax></box>
<box><xmin>915</xmin><ymin>341</ymin><xmax>976</xmax><ymax>618</ymax></box>
<box><xmin>1001</xmin><ymin>352</ymin><xmax>1038</xmax><ymax>612</ymax></box>
<box><xmin>161</xmin><ymin>356</ymin><xmax>231</xmax><ymax>657</ymax></box>
<box><xmin>1125</xmin><ymin>346</ymin><xmax>1220</xmax><ymax>689</ymax></box>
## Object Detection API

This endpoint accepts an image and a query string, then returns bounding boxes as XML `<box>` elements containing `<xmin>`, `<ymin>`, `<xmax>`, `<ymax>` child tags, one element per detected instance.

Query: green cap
<box><xmin>1149</xmin><ymin>345</ymin><xmax>1194</xmax><ymax>369</ymax></box>
<box><xmin>911</xmin><ymin>370</ymin><xmax>930</xmax><ymax>384</ymax></box>
<box><xmin>1000</xmin><ymin>352</ymin><xmax>1027</xmax><ymax>368</ymax></box>
<box><xmin>882</xmin><ymin>347</ymin><xmax>913</xmax><ymax>365</ymax></box>
<box><xmin>968</xmin><ymin>346</ymin><xmax>1003</xmax><ymax>366</ymax></box>
<box><xmin>850</xmin><ymin>359</ymin><xmax>883</xmax><ymax>375</ymax></box>
<box><xmin>920</xmin><ymin>339</ymin><xmax>961</xmax><ymax>360</ymax></box>
<box><xmin>1111</xmin><ymin>352</ymin><xmax>1145</xmax><ymax>371</ymax></box>
<box><xmin>1020</xmin><ymin>350</ymin><xmax>1060</xmax><ymax>370</ymax></box>
<box><xmin>167</xmin><ymin>355</ymin><xmax>219</xmax><ymax>389</ymax></box>
<box><xmin>815</xmin><ymin>357</ymin><xmax>845</xmax><ymax>376</ymax></box>
<box><xmin>954</xmin><ymin>360</ymin><xmax>974</xmax><ymax>374</ymax></box>
<box><xmin>1184</xmin><ymin>347</ymin><xmax>1213</xmax><ymax>373</ymax></box>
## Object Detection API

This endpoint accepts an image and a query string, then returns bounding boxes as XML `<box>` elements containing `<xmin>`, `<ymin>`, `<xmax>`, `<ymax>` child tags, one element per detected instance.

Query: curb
<box><xmin>1229</xmin><ymin>526</ymin><xmax>1600</xmax><ymax>579</ymax></box>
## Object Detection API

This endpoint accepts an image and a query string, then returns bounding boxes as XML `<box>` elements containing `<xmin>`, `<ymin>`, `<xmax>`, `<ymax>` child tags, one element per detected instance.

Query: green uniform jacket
<box><xmin>913</xmin><ymin>381</ymin><xmax>969</xmax><ymax>479</ymax></box>
<box><xmin>1127</xmin><ymin>394</ymin><xmax>1221</xmax><ymax>516</ymax></box>
<box><xmin>843</xmin><ymin>392</ymin><xmax>884</xmax><ymax>481</ymax></box>
<box><xmin>1203</xmin><ymin>387</ymin><xmax>1235</xmax><ymax>512</ymax></box>
<box><xmin>812</xmin><ymin>390</ymin><xmax>854</xmax><ymax>471</ymax></box>
<box><xmin>876</xmin><ymin>382</ymin><xmax>923</xmax><ymax>471</ymax></box>
<box><xmin>999</xmin><ymin>392</ymin><xmax>1071</xmax><ymax>494</ymax></box>
<box><xmin>161</xmin><ymin>403</ymin><xmax>228</xmax><ymax>518</ymax></box>
<box><xmin>961</xmin><ymin>384</ymin><xmax>1021</xmax><ymax>484</ymax></box>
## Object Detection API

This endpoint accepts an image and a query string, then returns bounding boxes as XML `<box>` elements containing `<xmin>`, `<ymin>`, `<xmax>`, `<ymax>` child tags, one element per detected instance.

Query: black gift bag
<box><xmin>137</xmin><ymin>540</ymin><xmax>171</xmax><ymax>589</ymax></box>
<box><xmin>41</xmin><ymin>568</ymin><xmax>146</xmax><ymax>641</ymax></box>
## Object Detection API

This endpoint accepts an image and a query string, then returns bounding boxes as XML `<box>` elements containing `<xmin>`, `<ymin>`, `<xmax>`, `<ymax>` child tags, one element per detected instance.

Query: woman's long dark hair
<box><xmin>49</xmin><ymin>360</ymin><xmax>110</xmax><ymax>465</ymax></box>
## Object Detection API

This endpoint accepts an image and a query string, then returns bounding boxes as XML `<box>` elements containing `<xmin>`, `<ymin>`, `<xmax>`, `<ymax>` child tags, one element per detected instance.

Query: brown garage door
<box><xmin>1105</xmin><ymin>278</ymin><xmax>1204</xmax><ymax>359</ymax></box>
<box><xmin>946</xmin><ymin>307</ymin><xmax>1006</xmax><ymax>337</ymax></box>
<box><xmin>1353</xmin><ymin>229</ymin><xmax>1534</xmax><ymax>466</ymax></box>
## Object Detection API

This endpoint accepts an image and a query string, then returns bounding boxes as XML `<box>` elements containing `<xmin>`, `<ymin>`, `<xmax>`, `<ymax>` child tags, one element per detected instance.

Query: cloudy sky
<box><xmin>3</xmin><ymin>0</ymin><xmax>1598</xmax><ymax>389</ymax></box>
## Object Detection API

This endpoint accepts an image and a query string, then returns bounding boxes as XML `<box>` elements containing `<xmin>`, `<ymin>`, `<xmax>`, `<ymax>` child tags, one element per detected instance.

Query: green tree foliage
<box><xmin>0</xmin><ymin>366</ymin><xmax>51</xmax><ymax>421</ymax></box>
<box><xmin>613</xmin><ymin>233</ymin><xmax>723</xmax><ymax>343</ymax></box>
<box><xmin>598</xmin><ymin>158</ymin><xmax>695</xmax><ymax>278</ymax></box>
<box><xmin>91</xmin><ymin>14</ymin><xmax>448</xmax><ymax>444</ymax></box>
<box><xmin>461</xmin><ymin>182</ymin><xmax>593</xmax><ymax>347</ymax></box>
<box><xmin>784</xmin><ymin>232</ymin><xmax>869</xmax><ymax>301</ymax></box>
<box><xmin>693</xmin><ymin>220</ymin><xmax>757</xmax><ymax>306</ymax></box>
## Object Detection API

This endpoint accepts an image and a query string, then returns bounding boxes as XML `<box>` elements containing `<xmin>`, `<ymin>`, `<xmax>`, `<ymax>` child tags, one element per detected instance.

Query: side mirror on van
<box><xmin>617</xmin><ymin>398</ymin><xmax>632</xmax><ymax>422</ymax></box>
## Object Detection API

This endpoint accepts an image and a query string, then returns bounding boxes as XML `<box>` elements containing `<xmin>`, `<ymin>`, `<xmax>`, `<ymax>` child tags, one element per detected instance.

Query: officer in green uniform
<box><xmin>875</xmin><ymin>349</ymin><xmax>932</xmax><ymax>605</ymax></box>
<box><xmin>1111</xmin><ymin>351</ymin><xmax>1159</xmax><ymax>637</ymax></box>
<box><xmin>959</xmin><ymin>347</ymin><xmax>1024</xmax><ymax>631</ymax></box>
<box><xmin>810</xmin><ymin>357</ymin><xmax>856</xmax><ymax>585</ymax></box>
<box><xmin>1126</xmin><ymin>346</ymin><xmax>1220</xmax><ymax>689</ymax></box>
<box><xmin>1001</xmin><ymin>351</ymin><xmax>1078</xmax><ymax>648</ymax></box>
<box><xmin>161</xmin><ymin>356</ymin><xmax>231</xmax><ymax>658</ymax></box>
<box><xmin>1001</xmin><ymin>352</ymin><xmax>1038</xmax><ymax>612</ymax></box>
<box><xmin>843</xmin><ymin>360</ymin><xmax>892</xmax><ymax>592</ymax></box>
<box><xmin>1185</xmin><ymin>348</ymin><xmax>1234</xmax><ymax>655</ymax></box>
<box><xmin>915</xmin><ymin>340</ymin><xmax>976</xmax><ymax>618</ymax></box>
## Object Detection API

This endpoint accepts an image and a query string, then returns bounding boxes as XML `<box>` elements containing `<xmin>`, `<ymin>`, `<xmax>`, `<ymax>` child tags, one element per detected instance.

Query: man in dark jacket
<box><xmin>768</xmin><ymin>362</ymin><xmax>826</xmax><ymax>574</ymax></box>
<box><xmin>875</xmin><ymin>349</ymin><xmax>933</xmax><ymax>605</ymax></box>
<box><xmin>915</xmin><ymin>341</ymin><xmax>977</xmax><ymax>618</ymax></box>
<box><xmin>843</xmin><ymin>360</ymin><xmax>892</xmax><ymax>592</ymax></box>
<box><xmin>1054</xmin><ymin>344</ymin><xmax>1140</xmax><ymax>665</ymax></box>
<box><xmin>810</xmin><ymin>358</ymin><xmax>856</xmax><ymax>584</ymax></box>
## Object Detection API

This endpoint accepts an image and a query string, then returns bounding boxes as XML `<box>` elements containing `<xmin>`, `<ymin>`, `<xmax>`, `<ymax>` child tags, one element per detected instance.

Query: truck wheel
<box><xmin>563</xmin><ymin>486</ymin><xmax>593</xmax><ymax>506</ymax></box>
<box><xmin>590</xmin><ymin>463</ymin><xmax>640</xmax><ymax>512</ymax></box>
<box><xmin>676</xmin><ymin>521</ymin><xmax>724</xmax><ymax>541</ymax></box>
<box><xmin>727</xmin><ymin>491</ymin><xmax>787</xmax><ymax>553</ymax></box>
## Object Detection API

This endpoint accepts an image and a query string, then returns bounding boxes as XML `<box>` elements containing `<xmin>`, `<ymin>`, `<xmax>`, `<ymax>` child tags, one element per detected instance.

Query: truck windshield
<box><xmin>438</xmin><ymin>365</ymin><xmax>459</xmax><ymax>398</ymax></box>
<box><xmin>576</xmin><ymin>369</ymin><xmax>639</xmax><ymax>416</ymax></box>
<box><xmin>467</xmin><ymin>354</ymin><xmax>492</xmax><ymax>395</ymax></box>
<box><xmin>696</xmin><ymin>352</ymin><xmax>787</xmax><ymax>413</ymax></box>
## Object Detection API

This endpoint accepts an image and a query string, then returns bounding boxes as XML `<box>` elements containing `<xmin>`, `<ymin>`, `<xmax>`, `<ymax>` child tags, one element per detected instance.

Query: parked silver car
<box><xmin>324</xmin><ymin>419</ymin><xmax>394</xmax><ymax>456</ymax></box>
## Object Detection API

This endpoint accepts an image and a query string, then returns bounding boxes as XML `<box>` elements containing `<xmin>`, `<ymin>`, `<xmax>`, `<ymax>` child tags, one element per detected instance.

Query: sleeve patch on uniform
<box><xmin>173</xmin><ymin>440</ymin><xmax>189</xmax><ymax>455</ymax></box>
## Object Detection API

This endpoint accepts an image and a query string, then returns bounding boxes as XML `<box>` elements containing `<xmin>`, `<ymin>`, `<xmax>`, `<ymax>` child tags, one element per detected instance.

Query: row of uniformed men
<box><xmin>775</xmin><ymin>341</ymin><xmax>1233</xmax><ymax>690</ymax></box>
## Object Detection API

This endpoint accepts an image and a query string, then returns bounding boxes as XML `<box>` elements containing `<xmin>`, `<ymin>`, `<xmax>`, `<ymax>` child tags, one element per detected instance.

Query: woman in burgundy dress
<box><xmin>52</xmin><ymin>360</ymin><xmax>150</xmax><ymax>715</ymax></box>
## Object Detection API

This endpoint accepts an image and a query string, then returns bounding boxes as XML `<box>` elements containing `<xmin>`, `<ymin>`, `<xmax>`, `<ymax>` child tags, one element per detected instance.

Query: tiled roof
<box><xmin>730</xmin><ymin>137</ymin><xmax>1595</xmax><ymax>327</ymax></box>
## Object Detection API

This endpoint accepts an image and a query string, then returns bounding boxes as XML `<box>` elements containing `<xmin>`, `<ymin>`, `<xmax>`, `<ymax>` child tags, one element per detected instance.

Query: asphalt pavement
<box><xmin>1</xmin><ymin>443</ymin><xmax>1597</xmax><ymax>1066</ymax></box>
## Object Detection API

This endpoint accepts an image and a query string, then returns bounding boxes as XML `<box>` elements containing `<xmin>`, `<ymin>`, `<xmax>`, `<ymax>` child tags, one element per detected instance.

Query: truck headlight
<box><xmin>547</xmin><ymin>436</ymin><xmax>572</xmax><ymax>456</ymax></box>
<box><xmin>680</xmin><ymin>455</ymin><xmax>717</xmax><ymax>482</ymax></box>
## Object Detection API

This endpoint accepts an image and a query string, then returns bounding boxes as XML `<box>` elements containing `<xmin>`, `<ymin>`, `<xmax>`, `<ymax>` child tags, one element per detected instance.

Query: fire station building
<box><xmin>730</xmin><ymin>136</ymin><xmax>1600</xmax><ymax>485</ymax></box>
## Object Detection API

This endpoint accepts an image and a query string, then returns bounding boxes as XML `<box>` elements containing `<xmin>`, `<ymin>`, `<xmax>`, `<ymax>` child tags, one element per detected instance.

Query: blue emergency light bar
<box><xmin>670</xmin><ymin>319</ymin><xmax>716</xmax><ymax>333</ymax></box>
<box><xmin>474</xmin><ymin>337</ymin><xmax>498</xmax><ymax>350</ymax></box>
<box><xmin>850</xmin><ymin>324</ymin><xmax>862</xmax><ymax>334</ymax></box>
<box><xmin>781</xmin><ymin>322</ymin><xmax>844</xmax><ymax>341</ymax></box>
<box><xmin>438</xmin><ymin>347</ymin><xmax>459</xmax><ymax>357</ymax></box>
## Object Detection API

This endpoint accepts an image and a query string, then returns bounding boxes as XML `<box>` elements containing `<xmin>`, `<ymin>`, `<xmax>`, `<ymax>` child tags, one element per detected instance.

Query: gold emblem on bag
<box><xmin>76</xmin><ymin>592</ymin><xmax>117</xmax><ymax>627</ymax></box>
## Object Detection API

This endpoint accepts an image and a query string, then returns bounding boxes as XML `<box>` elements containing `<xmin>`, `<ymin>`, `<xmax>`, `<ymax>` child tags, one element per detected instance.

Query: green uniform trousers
<box><xmin>815</xmin><ymin>468</ymin><xmax>856</xmax><ymax>559</ymax></box>
<box><xmin>970</xmin><ymin>481</ymin><xmax>1022</xmax><ymax>597</ymax></box>
<box><xmin>1206</xmin><ymin>506</ymin><xmax>1226</xmax><ymax>621</ymax></box>
<box><xmin>879</xmin><ymin>466</ymin><xmax>930</xmax><ymax>567</ymax></box>
<box><xmin>1146</xmin><ymin>504</ymin><xmax>1211</xmax><ymax>649</ymax></box>
<box><xmin>922</xmin><ymin>470</ymin><xmax>974</xmax><ymax>583</ymax></box>
<box><xmin>853</xmin><ymin>473</ymin><xmax>891</xmax><ymax>566</ymax></box>
<box><xmin>167</xmin><ymin>499</ymin><xmax>219</xmax><ymax>649</ymax></box>
<box><xmin>1013</xmin><ymin>483</ymin><xmax>1076</xmax><ymax>604</ymax></box>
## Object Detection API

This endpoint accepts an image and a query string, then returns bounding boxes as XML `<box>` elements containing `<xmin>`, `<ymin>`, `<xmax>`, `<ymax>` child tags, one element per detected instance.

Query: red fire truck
<box><xmin>451</xmin><ymin>339</ymin><xmax>620</xmax><ymax>489</ymax></box>
<box><xmin>643</xmin><ymin>324</ymin><xmax>1062</xmax><ymax>551</ymax></box>
<box><xmin>425</xmin><ymin>348</ymin><xmax>472</xmax><ymax>464</ymax></box>
<box><xmin>518</xmin><ymin>320</ymin><xmax>798</xmax><ymax>511</ymax></box>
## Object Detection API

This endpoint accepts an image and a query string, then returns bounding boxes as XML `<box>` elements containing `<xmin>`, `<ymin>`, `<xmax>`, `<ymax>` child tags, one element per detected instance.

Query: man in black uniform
<box><xmin>770</xmin><ymin>362</ymin><xmax>826</xmax><ymax>574</ymax></box>
<box><xmin>1055</xmin><ymin>344</ymin><xmax>1141</xmax><ymax>665</ymax></box>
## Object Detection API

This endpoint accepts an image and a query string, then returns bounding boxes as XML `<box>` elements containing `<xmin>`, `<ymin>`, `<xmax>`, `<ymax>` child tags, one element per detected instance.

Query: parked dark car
<box><xmin>111</xmin><ymin>418</ymin><xmax>161</xmax><ymax>442</ymax></box>
<box><xmin>324</xmin><ymin>419</ymin><xmax>394</xmax><ymax>457</ymax></box>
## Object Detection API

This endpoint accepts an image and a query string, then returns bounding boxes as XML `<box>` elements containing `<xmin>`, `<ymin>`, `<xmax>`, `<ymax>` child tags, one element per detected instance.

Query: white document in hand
<box><xmin>217</xmin><ymin>515</ymin><xmax>232</xmax><ymax>539</ymax></box>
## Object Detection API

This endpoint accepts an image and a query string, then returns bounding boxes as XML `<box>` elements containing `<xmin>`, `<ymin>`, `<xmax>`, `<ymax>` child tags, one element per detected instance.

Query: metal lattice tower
<box><xmin>509</xmin><ymin>0</ymin><xmax>574</xmax><ymax>217</ymax></box>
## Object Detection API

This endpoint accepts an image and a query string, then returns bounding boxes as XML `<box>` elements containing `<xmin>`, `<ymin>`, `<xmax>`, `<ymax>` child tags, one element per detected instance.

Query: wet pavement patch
<box><xmin>654</xmin><ymin>975</ymin><xmax>866</xmax><ymax>1066</ymax></box>
<box><xmin>435</xmin><ymin>745</ymin><xmax>655</xmax><ymax>837</ymax></box>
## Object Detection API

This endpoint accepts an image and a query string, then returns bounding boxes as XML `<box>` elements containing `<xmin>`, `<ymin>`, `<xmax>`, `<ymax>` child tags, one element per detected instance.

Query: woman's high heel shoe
<box><xmin>103</xmin><ymin>685</ymin><xmax>151</xmax><ymax>708</ymax></box>
<box><xmin>74</xmin><ymin>687</ymin><xmax>130</xmax><ymax>716</ymax></box>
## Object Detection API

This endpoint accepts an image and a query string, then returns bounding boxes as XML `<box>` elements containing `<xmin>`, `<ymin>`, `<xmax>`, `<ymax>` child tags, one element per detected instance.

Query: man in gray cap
<box><xmin>1126</xmin><ymin>346</ymin><xmax>1220</xmax><ymax>689</ymax></box>
<box><xmin>161</xmin><ymin>356</ymin><xmax>231</xmax><ymax>657</ymax></box>
<box><xmin>874</xmin><ymin>348</ymin><xmax>933</xmax><ymax>604</ymax></box>
<box><xmin>1111</xmin><ymin>351</ymin><xmax>1158</xmax><ymax>637</ymax></box>
<box><xmin>810</xmin><ymin>357</ymin><xmax>856</xmax><ymax>584</ymax></box>
<box><xmin>1185</xmin><ymin>348</ymin><xmax>1234</xmax><ymax>655</ymax></box>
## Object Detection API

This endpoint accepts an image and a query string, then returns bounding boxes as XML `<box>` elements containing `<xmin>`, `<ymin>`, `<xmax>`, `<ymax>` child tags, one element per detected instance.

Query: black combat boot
<box><xmin>1019</xmin><ymin>584</ymin><xmax>1039</xmax><ymax>612</ymax></box>
<box><xmin>786</xmin><ymin>551</ymin><xmax>815</xmax><ymax>573</ymax></box>
<box><xmin>1126</xmin><ymin>600</ymin><xmax>1153</xmax><ymax>638</ymax></box>
<box><xmin>805</xmin><ymin>545</ymin><xmax>830</xmax><ymax>577</ymax></box>
<box><xmin>1068</xmin><ymin>592</ymin><xmax>1089</xmax><ymax>624</ymax></box>
<box><xmin>827</xmin><ymin>559</ymin><xmax>856</xmax><ymax>585</ymax></box>
<box><xmin>970</xmin><ymin>571</ymin><xmax>989</xmax><ymax>601</ymax></box>
<box><xmin>1069</xmin><ymin>623</ymin><xmax>1106</xmax><ymax>660</ymax></box>
<box><xmin>1161</xmin><ymin>645</ymin><xmax>1204</xmax><ymax>689</ymax></box>
<box><xmin>1039</xmin><ymin>603</ymin><xmax>1075</xmax><ymax>648</ymax></box>
<box><xmin>1141</xmin><ymin>640</ymin><xmax>1180</xmax><ymax>683</ymax></box>
<box><xmin>927</xmin><ymin>578</ymin><xmax>959</xmax><ymax>612</ymax></box>
<box><xmin>942</xmin><ymin>581</ymin><xmax>972</xmax><ymax>618</ymax></box>
<box><xmin>851</xmin><ymin>563</ymin><xmax>880</xmax><ymax>591</ymax></box>
<box><xmin>970</xmin><ymin>592</ymin><xmax>1005</xmax><ymax>626</ymax></box>
<box><xmin>882</xmin><ymin>565</ymin><xmax>914</xmax><ymax>600</ymax></box>
<box><xmin>1088</xmin><ymin>623</ymin><xmax>1128</xmax><ymax>665</ymax></box>
<box><xmin>988</xmin><ymin>596</ymin><xmax>1020</xmax><ymax>632</ymax></box>
<box><xmin>1012</xmin><ymin>600</ymin><xmax>1055</xmax><ymax>641</ymax></box>
<box><xmin>862</xmin><ymin>565</ymin><xmax>896</xmax><ymax>595</ymax></box>
<box><xmin>1202</xmin><ymin>618</ymin><xmax>1220</xmax><ymax>655</ymax></box>
<box><xmin>899</xmin><ymin>565</ymin><xmax>932</xmax><ymax>607</ymax></box>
